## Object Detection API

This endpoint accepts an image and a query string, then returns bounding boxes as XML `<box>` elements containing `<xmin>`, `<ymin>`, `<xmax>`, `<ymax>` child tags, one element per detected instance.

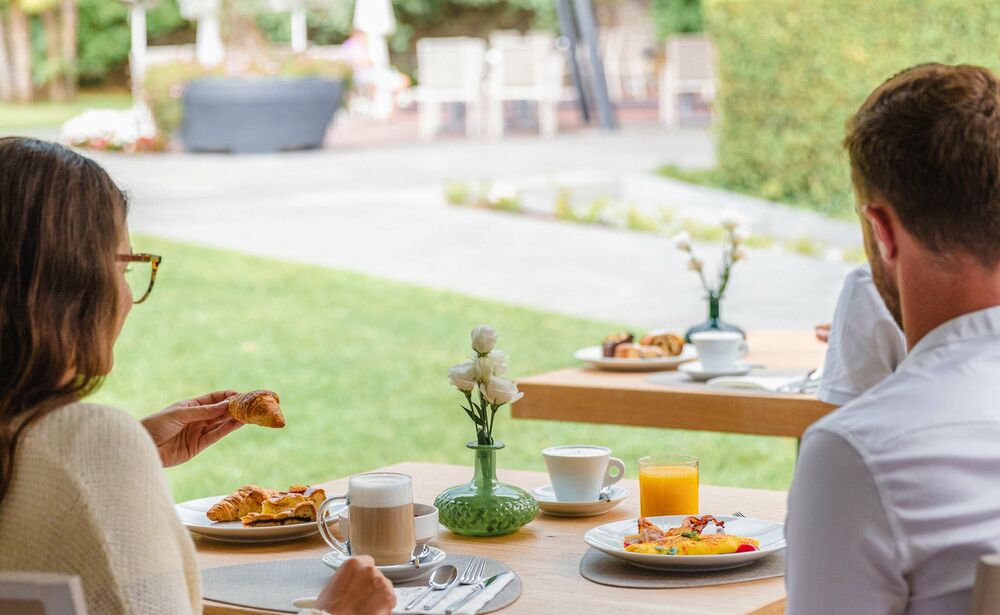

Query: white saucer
<box><xmin>531</xmin><ymin>485</ymin><xmax>629</xmax><ymax>517</ymax></box>
<box><xmin>678</xmin><ymin>361</ymin><xmax>753</xmax><ymax>382</ymax></box>
<box><xmin>321</xmin><ymin>546</ymin><xmax>447</xmax><ymax>583</ymax></box>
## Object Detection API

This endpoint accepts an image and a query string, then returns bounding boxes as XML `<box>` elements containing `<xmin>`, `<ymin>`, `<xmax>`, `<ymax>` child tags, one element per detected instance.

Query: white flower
<box><xmin>473</xmin><ymin>355</ymin><xmax>497</xmax><ymax>382</ymax></box>
<box><xmin>732</xmin><ymin>227</ymin><xmax>751</xmax><ymax>244</ymax></box>
<box><xmin>486</xmin><ymin>182</ymin><xmax>519</xmax><ymax>205</ymax></box>
<box><xmin>720</xmin><ymin>209</ymin><xmax>742</xmax><ymax>230</ymax></box>
<box><xmin>687</xmin><ymin>255</ymin><xmax>704</xmax><ymax>272</ymax></box>
<box><xmin>471</xmin><ymin>325</ymin><xmax>498</xmax><ymax>354</ymax></box>
<box><xmin>733</xmin><ymin>249</ymin><xmax>748</xmax><ymax>262</ymax></box>
<box><xmin>672</xmin><ymin>231</ymin><xmax>692</xmax><ymax>251</ymax></box>
<box><xmin>448</xmin><ymin>361</ymin><xmax>477</xmax><ymax>392</ymax></box>
<box><xmin>488</xmin><ymin>350</ymin><xmax>509</xmax><ymax>376</ymax></box>
<box><xmin>483</xmin><ymin>375</ymin><xmax>524</xmax><ymax>406</ymax></box>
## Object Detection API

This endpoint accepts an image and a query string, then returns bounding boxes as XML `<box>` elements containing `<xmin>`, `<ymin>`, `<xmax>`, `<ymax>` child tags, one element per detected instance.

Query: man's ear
<box><xmin>863</xmin><ymin>204</ymin><xmax>898</xmax><ymax>263</ymax></box>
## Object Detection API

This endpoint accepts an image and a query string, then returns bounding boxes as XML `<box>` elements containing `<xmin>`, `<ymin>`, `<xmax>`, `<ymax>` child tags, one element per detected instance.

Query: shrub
<box><xmin>703</xmin><ymin>0</ymin><xmax>1000</xmax><ymax>217</ymax></box>
<box><xmin>651</xmin><ymin>0</ymin><xmax>703</xmax><ymax>39</ymax></box>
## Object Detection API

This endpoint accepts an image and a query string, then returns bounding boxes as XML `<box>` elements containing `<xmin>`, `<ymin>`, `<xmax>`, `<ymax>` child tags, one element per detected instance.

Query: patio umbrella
<box><xmin>352</xmin><ymin>0</ymin><xmax>395</xmax><ymax>69</ymax></box>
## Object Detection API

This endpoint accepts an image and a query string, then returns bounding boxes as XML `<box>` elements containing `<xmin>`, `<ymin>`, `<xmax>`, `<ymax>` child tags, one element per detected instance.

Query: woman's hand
<box><xmin>316</xmin><ymin>556</ymin><xmax>396</xmax><ymax>615</ymax></box>
<box><xmin>142</xmin><ymin>390</ymin><xmax>243</xmax><ymax>467</ymax></box>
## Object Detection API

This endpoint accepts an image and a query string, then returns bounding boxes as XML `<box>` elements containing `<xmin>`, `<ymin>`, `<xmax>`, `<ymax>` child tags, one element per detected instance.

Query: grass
<box><xmin>0</xmin><ymin>91</ymin><xmax>132</xmax><ymax>131</ymax></box>
<box><xmin>90</xmin><ymin>236</ymin><xmax>797</xmax><ymax>503</ymax></box>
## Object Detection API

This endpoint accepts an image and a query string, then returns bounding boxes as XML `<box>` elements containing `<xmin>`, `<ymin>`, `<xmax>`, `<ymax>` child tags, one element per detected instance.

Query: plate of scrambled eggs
<box><xmin>584</xmin><ymin>514</ymin><xmax>785</xmax><ymax>571</ymax></box>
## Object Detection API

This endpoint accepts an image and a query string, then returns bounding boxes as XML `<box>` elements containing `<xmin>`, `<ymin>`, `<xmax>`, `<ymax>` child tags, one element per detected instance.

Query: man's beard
<box><xmin>865</xmin><ymin>231</ymin><xmax>904</xmax><ymax>330</ymax></box>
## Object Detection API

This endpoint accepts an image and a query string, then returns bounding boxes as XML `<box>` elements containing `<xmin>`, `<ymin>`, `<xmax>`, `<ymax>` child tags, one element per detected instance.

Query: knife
<box><xmin>444</xmin><ymin>573</ymin><xmax>507</xmax><ymax>614</ymax></box>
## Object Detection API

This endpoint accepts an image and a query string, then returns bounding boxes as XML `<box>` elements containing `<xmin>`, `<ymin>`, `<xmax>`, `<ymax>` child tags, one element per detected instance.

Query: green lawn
<box><xmin>91</xmin><ymin>236</ymin><xmax>797</xmax><ymax>503</ymax></box>
<box><xmin>0</xmin><ymin>91</ymin><xmax>132</xmax><ymax>131</ymax></box>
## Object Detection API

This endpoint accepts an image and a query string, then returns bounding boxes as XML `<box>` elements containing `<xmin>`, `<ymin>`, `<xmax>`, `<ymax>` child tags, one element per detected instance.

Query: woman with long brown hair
<box><xmin>0</xmin><ymin>138</ymin><xmax>394</xmax><ymax>615</ymax></box>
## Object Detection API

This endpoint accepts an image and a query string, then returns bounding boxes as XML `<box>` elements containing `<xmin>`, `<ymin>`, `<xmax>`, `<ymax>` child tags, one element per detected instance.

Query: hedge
<box><xmin>703</xmin><ymin>0</ymin><xmax>1000</xmax><ymax>217</ymax></box>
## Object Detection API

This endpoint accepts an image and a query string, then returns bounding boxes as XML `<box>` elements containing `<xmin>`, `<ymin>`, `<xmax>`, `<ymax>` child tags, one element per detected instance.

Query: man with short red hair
<box><xmin>786</xmin><ymin>63</ymin><xmax>1000</xmax><ymax>613</ymax></box>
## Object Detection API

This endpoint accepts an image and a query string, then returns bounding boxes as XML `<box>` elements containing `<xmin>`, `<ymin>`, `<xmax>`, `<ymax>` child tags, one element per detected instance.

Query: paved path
<box><xmin>91</xmin><ymin>127</ymin><xmax>855</xmax><ymax>331</ymax></box>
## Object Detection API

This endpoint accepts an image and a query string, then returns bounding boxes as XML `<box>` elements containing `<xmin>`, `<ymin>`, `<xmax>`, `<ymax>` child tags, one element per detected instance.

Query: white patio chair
<box><xmin>484</xmin><ymin>32</ymin><xmax>563</xmax><ymax>139</ymax></box>
<box><xmin>0</xmin><ymin>573</ymin><xmax>87</xmax><ymax>615</ymax></box>
<box><xmin>415</xmin><ymin>37</ymin><xmax>486</xmax><ymax>140</ymax></box>
<box><xmin>601</xmin><ymin>27</ymin><xmax>656</xmax><ymax>102</ymax></box>
<box><xmin>659</xmin><ymin>34</ymin><xmax>716</xmax><ymax>128</ymax></box>
<box><xmin>971</xmin><ymin>553</ymin><xmax>1000</xmax><ymax>615</ymax></box>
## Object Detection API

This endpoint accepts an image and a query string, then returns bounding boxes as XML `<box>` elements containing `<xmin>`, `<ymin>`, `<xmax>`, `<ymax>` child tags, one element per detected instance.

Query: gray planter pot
<box><xmin>181</xmin><ymin>77</ymin><xmax>344</xmax><ymax>154</ymax></box>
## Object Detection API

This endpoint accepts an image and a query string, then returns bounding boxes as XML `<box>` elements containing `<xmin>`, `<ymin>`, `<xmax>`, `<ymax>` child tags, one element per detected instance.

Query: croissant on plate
<box><xmin>228</xmin><ymin>389</ymin><xmax>285</xmax><ymax>428</ymax></box>
<box><xmin>206</xmin><ymin>484</ymin><xmax>273</xmax><ymax>522</ymax></box>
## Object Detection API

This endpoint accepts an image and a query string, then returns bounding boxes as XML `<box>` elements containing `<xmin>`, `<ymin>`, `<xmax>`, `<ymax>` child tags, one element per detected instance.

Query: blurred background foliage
<box><xmin>650</xmin><ymin>0</ymin><xmax>702</xmax><ymax>39</ymax></box>
<box><xmin>703</xmin><ymin>0</ymin><xmax>1000</xmax><ymax>217</ymax></box>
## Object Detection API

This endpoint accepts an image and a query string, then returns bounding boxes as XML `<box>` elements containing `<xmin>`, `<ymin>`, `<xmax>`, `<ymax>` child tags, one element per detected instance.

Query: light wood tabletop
<box><xmin>197</xmin><ymin>462</ymin><xmax>788</xmax><ymax>615</ymax></box>
<box><xmin>513</xmin><ymin>330</ymin><xmax>834</xmax><ymax>439</ymax></box>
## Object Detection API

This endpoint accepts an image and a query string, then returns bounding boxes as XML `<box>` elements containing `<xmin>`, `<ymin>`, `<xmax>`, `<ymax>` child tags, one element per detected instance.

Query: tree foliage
<box><xmin>77</xmin><ymin>0</ymin><xmax>186</xmax><ymax>84</ymax></box>
<box><xmin>650</xmin><ymin>0</ymin><xmax>702</xmax><ymax>40</ymax></box>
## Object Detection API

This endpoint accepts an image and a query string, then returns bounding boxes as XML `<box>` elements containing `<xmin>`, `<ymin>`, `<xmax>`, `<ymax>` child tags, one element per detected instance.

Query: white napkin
<box><xmin>706</xmin><ymin>375</ymin><xmax>805</xmax><ymax>392</ymax></box>
<box><xmin>393</xmin><ymin>572</ymin><xmax>513</xmax><ymax>615</ymax></box>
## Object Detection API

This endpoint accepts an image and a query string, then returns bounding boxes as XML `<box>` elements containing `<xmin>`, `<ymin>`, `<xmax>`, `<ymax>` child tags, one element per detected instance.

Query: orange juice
<box><xmin>639</xmin><ymin>457</ymin><xmax>699</xmax><ymax>516</ymax></box>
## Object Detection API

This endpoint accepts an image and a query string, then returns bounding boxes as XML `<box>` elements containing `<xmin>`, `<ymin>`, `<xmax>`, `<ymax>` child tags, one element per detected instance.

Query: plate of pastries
<box><xmin>176</xmin><ymin>484</ymin><xmax>338</xmax><ymax>543</ymax></box>
<box><xmin>575</xmin><ymin>330</ymin><xmax>696</xmax><ymax>372</ymax></box>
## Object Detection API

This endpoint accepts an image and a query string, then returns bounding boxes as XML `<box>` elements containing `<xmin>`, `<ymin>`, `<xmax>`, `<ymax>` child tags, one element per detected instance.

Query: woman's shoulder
<box><xmin>26</xmin><ymin>401</ymin><xmax>158</xmax><ymax>465</ymax></box>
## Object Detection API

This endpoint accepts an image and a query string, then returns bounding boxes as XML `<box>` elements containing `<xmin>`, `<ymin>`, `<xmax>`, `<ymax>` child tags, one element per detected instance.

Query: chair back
<box><xmin>665</xmin><ymin>35</ymin><xmax>715</xmax><ymax>85</ymax></box>
<box><xmin>971</xmin><ymin>553</ymin><xmax>1000</xmax><ymax>615</ymax></box>
<box><xmin>0</xmin><ymin>573</ymin><xmax>87</xmax><ymax>615</ymax></box>
<box><xmin>416</xmin><ymin>37</ymin><xmax>486</xmax><ymax>100</ymax></box>
<box><xmin>487</xmin><ymin>33</ymin><xmax>561</xmax><ymax>95</ymax></box>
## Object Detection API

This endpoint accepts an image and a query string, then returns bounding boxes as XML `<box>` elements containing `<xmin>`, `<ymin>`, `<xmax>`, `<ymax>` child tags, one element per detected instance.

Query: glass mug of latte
<box><xmin>318</xmin><ymin>472</ymin><xmax>416</xmax><ymax>566</ymax></box>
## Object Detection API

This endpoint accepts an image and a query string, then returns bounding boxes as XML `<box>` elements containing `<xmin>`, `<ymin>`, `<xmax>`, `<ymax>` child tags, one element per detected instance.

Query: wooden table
<box><xmin>514</xmin><ymin>331</ymin><xmax>834</xmax><ymax>439</ymax></box>
<box><xmin>198</xmin><ymin>462</ymin><xmax>788</xmax><ymax>615</ymax></box>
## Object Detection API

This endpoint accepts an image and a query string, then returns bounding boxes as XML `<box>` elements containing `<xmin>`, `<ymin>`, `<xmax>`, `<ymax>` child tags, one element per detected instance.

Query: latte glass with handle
<box><xmin>317</xmin><ymin>472</ymin><xmax>416</xmax><ymax>566</ymax></box>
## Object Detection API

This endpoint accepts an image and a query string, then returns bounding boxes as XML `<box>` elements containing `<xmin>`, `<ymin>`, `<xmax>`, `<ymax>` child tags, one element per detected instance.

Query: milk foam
<box><xmin>544</xmin><ymin>445</ymin><xmax>608</xmax><ymax>457</ymax></box>
<box><xmin>349</xmin><ymin>473</ymin><xmax>412</xmax><ymax>508</ymax></box>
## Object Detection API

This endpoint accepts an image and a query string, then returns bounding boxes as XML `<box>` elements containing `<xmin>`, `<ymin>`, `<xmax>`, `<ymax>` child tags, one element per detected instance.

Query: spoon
<box><xmin>404</xmin><ymin>565</ymin><xmax>458</xmax><ymax>610</ymax></box>
<box><xmin>410</xmin><ymin>543</ymin><xmax>431</xmax><ymax>568</ymax></box>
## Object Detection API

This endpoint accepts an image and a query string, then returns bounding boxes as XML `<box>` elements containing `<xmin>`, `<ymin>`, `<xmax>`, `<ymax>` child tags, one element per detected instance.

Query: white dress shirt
<box><xmin>818</xmin><ymin>265</ymin><xmax>907</xmax><ymax>406</ymax></box>
<box><xmin>786</xmin><ymin>305</ymin><xmax>1000</xmax><ymax>614</ymax></box>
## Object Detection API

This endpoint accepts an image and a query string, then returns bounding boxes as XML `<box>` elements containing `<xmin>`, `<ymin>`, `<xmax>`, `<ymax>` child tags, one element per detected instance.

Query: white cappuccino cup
<box><xmin>542</xmin><ymin>445</ymin><xmax>625</xmax><ymax>502</ymax></box>
<box><xmin>691</xmin><ymin>331</ymin><xmax>748</xmax><ymax>371</ymax></box>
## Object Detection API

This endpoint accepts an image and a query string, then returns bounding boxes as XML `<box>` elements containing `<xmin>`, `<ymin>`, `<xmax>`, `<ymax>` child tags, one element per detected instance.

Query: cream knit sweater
<box><xmin>0</xmin><ymin>402</ymin><xmax>202</xmax><ymax>614</ymax></box>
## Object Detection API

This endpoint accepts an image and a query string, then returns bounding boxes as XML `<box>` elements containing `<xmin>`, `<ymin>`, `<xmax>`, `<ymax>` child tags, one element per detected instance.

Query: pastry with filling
<box><xmin>242</xmin><ymin>502</ymin><xmax>318</xmax><ymax>527</ymax></box>
<box><xmin>613</xmin><ymin>343</ymin><xmax>666</xmax><ymax>359</ymax></box>
<box><xmin>227</xmin><ymin>389</ymin><xmax>285</xmax><ymax>428</ymax></box>
<box><xmin>639</xmin><ymin>332</ymin><xmax>685</xmax><ymax>357</ymax></box>
<box><xmin>602</xmin><ymin>332</ymin><xmax>634</xmax><ymax>358</ymax></box>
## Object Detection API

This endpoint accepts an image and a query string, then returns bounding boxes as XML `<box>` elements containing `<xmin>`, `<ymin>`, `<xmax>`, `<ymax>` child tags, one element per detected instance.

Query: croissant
<box><xmin>228</xmin><ymin>389</ymin><xmax>285</xmax><ymax>428</ymax></box>
<box><xmin>206</xmin><ymin>484</ymin><xmax>273</xmax><ymax>522</ymax></box>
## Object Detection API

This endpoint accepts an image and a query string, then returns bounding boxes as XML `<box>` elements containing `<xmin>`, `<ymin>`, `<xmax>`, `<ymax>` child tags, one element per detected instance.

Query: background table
<box><xmin>197</xmin><ymin>462</ymin><xmax>788</xmax><ymax>615</ymax></box>
<box><xmin>514</xmin><ymin>330</ymin><xmax>834</xmax><ymax>439</ymax></box>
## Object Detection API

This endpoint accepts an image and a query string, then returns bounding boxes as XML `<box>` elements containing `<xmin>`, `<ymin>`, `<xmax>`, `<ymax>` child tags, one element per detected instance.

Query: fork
<box><xmin>423</xmin><ymin>557</ymin><xmax>485</xmax><ymax>610</ymax></box>
<box><xmin>731</xmin><ymin>511</ymin><xmax>746</xmax><ymax>518</ymax></box>
<box><xmin>777</xmin><ymin>369</ymin><xmax>820</xmax><ymax>394</ymax></box>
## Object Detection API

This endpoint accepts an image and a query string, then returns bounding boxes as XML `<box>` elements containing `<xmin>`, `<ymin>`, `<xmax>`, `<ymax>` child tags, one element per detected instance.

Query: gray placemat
<box><xmin>202</xmin><ymin>555</ymin><xmax>521</xmax><ymax>613</ymax></box>
<box><xmin>579</xmin><ymin>548</ymin><xmax>785</xmax><ymax>589</ymax></box>
<box><xmin>647</xmin><ymin>369</ymin><xmax>813</xmax><ymax>395</ymax></box>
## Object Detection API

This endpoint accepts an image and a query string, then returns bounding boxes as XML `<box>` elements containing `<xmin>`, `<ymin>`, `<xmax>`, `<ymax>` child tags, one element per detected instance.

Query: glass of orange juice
<box><xmin>639</xmin><ymin>454</ymin><xmax>699</xmax><ymax>516</ymax></box>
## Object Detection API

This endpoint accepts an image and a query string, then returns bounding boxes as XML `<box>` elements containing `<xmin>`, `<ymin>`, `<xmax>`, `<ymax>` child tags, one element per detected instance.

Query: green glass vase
<box><xmin>434</xmin><ymin>441</ymin><xmax>538</xmax><ymax>537</ymax></box>
<box><xmin>684</xmin><ymin>293</ymin><xmax>745</xmax><ymax>342</ymax></box>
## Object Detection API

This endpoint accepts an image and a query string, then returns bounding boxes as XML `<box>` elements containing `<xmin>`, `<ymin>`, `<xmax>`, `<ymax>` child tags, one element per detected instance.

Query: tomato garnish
<box><xmin>735</xmin><ymin>544</ymin><xmax>758</xmax><ymax>553</ymax></box>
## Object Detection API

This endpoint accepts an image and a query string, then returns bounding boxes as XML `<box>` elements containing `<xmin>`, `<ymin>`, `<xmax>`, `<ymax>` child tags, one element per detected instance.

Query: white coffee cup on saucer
<box><xmin>690</xmin><ymin>331</ymin><xmax>748</xmax><ymax>371</ymax></box>
<box><xmin>542</xmin><ymin>445</ymin><xmax>626</xmax><ymax>502</ymax></box>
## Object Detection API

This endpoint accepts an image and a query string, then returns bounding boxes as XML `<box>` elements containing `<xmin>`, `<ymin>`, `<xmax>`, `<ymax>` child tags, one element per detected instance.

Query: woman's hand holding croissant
<box><xmin>142</xmin><ymin>390</ymin><xmax>243</xmax><ymax>467</ymax></box>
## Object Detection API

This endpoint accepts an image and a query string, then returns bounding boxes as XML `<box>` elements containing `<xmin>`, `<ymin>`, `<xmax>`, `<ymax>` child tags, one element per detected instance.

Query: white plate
<box><xmin>322</xmin><ymin>546</ymin><xmax>447</xmax><ymax>583</ymax></box>
<box><xmin>678</xmin><ymin>361</ymin><xmax>753</xmax><ymax>382</ymax></box>
<box><xmin>584</xmin><ymin>515</ymin><xmax>786</xmax><ymax>571</ymax></box>
<box><xmin>176</xmin><ymin>495</ymin><xmax>339</xmax><ymax>543</ymax></box>
<box><xmin>532</xmin><ymin>485</ymin><xmax>629</xmax><ymax>517</ymax></box>
<box><xmin>575</xmin><ymin>344</ymin><xmax>697</xmax><ymax>372</ymax></box>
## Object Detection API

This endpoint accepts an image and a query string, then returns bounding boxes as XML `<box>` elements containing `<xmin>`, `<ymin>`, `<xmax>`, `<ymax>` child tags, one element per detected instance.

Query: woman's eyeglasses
<box><xmin>115</xmin><ymin>253</ymin><xmax>162</xmax><ymax>304</ymax></box>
